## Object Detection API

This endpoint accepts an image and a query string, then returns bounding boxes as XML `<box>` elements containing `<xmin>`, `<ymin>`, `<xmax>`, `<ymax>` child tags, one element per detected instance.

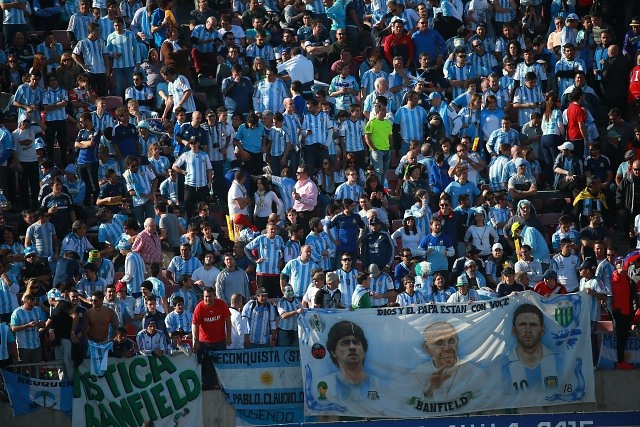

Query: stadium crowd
<box><xmin>1</xmin><ymin>0</ymin><xmax>640</xmax><ymax>395</ymax></box>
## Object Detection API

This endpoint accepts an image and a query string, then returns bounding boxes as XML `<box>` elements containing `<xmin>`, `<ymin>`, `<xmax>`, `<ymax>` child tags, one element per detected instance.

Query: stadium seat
<box><xmin>104</xmin><ymin>96</ymin><xmax>123</xmax><ymax>114</ymax></box>
<box><xmin>391</xmin><ymin>219</ymin><xmax>403</xmax><ymax>232</ymax></box>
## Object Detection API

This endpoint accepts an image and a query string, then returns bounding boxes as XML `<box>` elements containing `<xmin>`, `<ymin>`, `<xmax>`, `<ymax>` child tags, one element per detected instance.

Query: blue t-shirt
<box><xmin>329</xmin><ymin>212</ymin><xmax>364</xmax><ymax>253</ymax></box>
<box><xmin>235</xmin><ymin>122</ymin><xmax>265</xmax><ymax>154</ymax></box>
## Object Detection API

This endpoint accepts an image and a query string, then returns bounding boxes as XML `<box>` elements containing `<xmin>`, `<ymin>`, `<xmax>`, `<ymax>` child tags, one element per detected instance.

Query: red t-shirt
<box><xmin>192</xmin><ymin>299</ymin><xmax>231</xmax><ymax>343</ymax></box>
<box><xmin>566</xmin><ymin>103</ymin><xmax>586</xmax><ymax>140</ymax></box>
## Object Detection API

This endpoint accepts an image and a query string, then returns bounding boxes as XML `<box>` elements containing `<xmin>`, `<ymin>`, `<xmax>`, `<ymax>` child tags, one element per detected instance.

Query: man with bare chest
<box><xmin>83</xmin><ymin>290</ymin><xmax>119</xmax><ymax>343</ymax></box>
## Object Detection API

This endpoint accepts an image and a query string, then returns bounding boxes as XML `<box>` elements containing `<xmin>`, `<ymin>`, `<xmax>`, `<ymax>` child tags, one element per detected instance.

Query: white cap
<box><xmin>558</xmin><ymin>141</ymin><xmax>574</xmax><ymax>151</ymax></box>
<box><xmin>492</xmin><ymin>243</ymin><xmax>503</xmax><ymax>251</ymax></box>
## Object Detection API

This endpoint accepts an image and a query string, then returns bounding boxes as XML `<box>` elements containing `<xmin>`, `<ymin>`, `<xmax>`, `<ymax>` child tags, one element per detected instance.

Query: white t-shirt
<box><xmin>228</xmin><ymin>181</ymin><xmax>249</xmax><ymax>216</ymax></box>
<box><xmin>191</xmin><ymin>265</ymin><xmax>220</xmax><ymax>288</ymax></box>
<box><xmin>12</xmin><ymin>126</ymin><xmax>39</xmax><ymax>162</ymax></box>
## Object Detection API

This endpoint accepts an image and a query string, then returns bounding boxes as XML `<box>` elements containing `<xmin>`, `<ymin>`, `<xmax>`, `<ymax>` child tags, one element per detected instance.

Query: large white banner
<box><xmin>299</xmin><ymin>292</ymin><xmax>595</xmax><ymax>418</ymax></box>
<box><xmin>72</xmin><ymin>354</ymin><xmax>203</xmax><ymax>427</ymax></box>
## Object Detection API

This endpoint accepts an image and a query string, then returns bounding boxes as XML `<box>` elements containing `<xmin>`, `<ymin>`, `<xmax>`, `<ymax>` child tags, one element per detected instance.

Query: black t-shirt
<box><xmin>110</xmin><ymin>338</ymin><xmax>134</xmax><ymax>358</ymax></box>
<box><xmin>314</xmin><ymin>288</ymin><xmax>342</xmax><ymax>308</ymax></box>
<box><xmin>50</xmin><ymin>300</ymin><xmax>74</xmax><ymax>343</ymax></box>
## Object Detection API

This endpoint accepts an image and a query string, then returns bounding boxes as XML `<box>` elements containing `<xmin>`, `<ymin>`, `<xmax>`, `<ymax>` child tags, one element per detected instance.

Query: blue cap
<box><xmin>47</xmin><ymin>289</ymin><xmax>63</xmax><ymax>300</ymax></box>
<box><xmin>428</xmin><ymin>92</ymin><xmax>442</xmax><ymax>100</ymax></box>
<box><xmin>24</xmin><ymin>246</ymin><xmax>37</xmax><ymax>256</ymax></box>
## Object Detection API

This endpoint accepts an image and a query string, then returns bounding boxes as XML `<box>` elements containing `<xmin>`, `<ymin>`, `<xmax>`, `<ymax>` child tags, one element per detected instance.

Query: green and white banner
<box><xmin>72</xmin><ymin>354</ymin><xmax>202</xmax><ymax>427</ymax></box>
<box><xmin>299</xmin><ymin>292</ymin><xmax>596</xmax><ymax>418</ymax></box>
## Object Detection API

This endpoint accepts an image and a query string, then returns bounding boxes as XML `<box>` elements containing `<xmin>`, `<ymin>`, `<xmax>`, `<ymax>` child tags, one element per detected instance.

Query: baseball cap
<box><xmin>542</xmin><ymin>270</ymin><xmax>557</xmax><ymax>279</ymax></box>
<box><xmin>137</xmin><ymin>120</ymin><xmax>151</xmax><ymax>130</ymax></box>
<box><xmin>428</xmin><ymin>92</ymin><xmax>442</xmax><ymax>100</ymax></box>
<box><xmin>256</xmin><ymin>287</ymin><xmax>269</xmax><ymax>295</ymax></box>
<box><xmin>607</xmin><ymin>129</ymin><xmax>621</xmax><ymax>139</ymax></box>
<box><xmin>312</xmin><ymin>271</ymin><xmax>325</xmax><ymax>280</ymax></box>
<box><xmin>515</xmin><ymin>158</ymin><xmax>527</xmax><ymax>168</ymax></box>
<box><xmin>566</xmin><ymin>13</ymin><xmax>579</xmax><ymax>20</ymax></box>
<box><xmin>24</xmin><ymin>246</ymin><xmax>37</xmax><ymax>256</ymax></box>
<box><xmin>147</xmin><ymin>319</ymin><xmax>157</xmax><ymax>326</ymax></box>
<box><xmin>624</xmin><ymin>150</ymin><xmax>636</xmax><ymax>160</ymax></box>
<box><xmin>369</xmin><ymin>217</ymin><xmax>382</xmax><ymax>225</ymax></box>
<box><xmin>578</xmin><ymin>259</ymin><xmax>596</xmax><ymax>270</ymax></box>
<box><xmin>34</xmin><ymin>140</ymin><xmax>46</xmax><ymax>151</ymax></box>
<box><xmin>558</xmin><ymin>141</ymin><xmax>574</xmax><ymax>151</ymax></box>
<box><xmin>492</xmin><ymin>243</ymin><xmax>503</xmax><ymax>251</ymax></box>
<box><xmin>456</xmin><ymin>275</ymin><xmax>469</xmax><ymax>287</ymax></box>
<box><xmin>502</xmin><ymin>267</ymin><xmax>515</xmax><ymax>275</ymax></box>
<box><xmin>464</xmin><ymin>259</ymin><xmax>476</xmax><ymax>267</ymax></box>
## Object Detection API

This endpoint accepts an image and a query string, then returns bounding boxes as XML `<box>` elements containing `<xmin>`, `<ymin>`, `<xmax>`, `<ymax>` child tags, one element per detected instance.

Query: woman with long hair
<box><xmin>463</xmin><ymin>208</ymin><xmax>498</xmax><ymax>257</ymax></box>
<box><xmin>56</xmin><ymin>52</ymin><xmax>82</xmax><ymax>91</ymax></box>
<box><xmin>503</xmin><ymin>41</ymin><xmax>523</xmax><ymax>64</ymax></box>
<box><xmin>541</xmin><ymin>93</ymin><xmax>564</xmax><ymax>188</ymax></box>
<box><xmin>363</xmin><ymin>173</ymin><xmax>388</xmax><ymax>210</ymax></box>
<box><xmin>253</xmin><ymin>177</ymin><xmax>283</xmax><ymax>230</ymax></box>
<box><xmin>391</xmin><ymin>215</ymin><xmax>425</xmax><ymax>259</ymax></box>
<box><xmin>458</xmin><ymin>93</ymin><xmax>482</xmax><ymax>143</ymax></box>
<box><xmin>249</xmin><ymin>56</ymin><xmax>267</xmax><ymax>83</ymax></box>
<box><xmin>2</xmin><ymin>54</ymin><xmax>24</xmax><ymax>93</ymax></box>
<box><xmin>147</xmin><ymin>142</ymin><xmax>170</xmax><ymax>181</ymax></box>
<box><xmin>428</xmin><ymin>271</ymin><xmax>455</xmax><ymax>302</ymax></box>
<box><xmin>24</xmin><ymin>278</ymin><xmax>48</xmax><ymax>309</ymax></box>
<box><xmin>29</xmin><ymin>53</ymin><xmax>48</xmax><ymax>89</ymax></box>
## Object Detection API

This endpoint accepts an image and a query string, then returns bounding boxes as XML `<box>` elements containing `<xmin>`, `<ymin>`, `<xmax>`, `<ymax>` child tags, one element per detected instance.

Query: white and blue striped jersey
<box><xmin>26</xmin><ymin>222</ymin><xmax>56</xmax><ymax>259</ymax></box>
<box><xmin>36</xmin><ymin>42</ymin><xmax>63</xmax><ymax>73</ymax></box>
<box><xmin>483</xmin><ymin>87</ymin><xmax>511</xmax><ymax>110</ymax></box>
<box><xmin>165</xmin><ymin>309</ymin><xmax>193</xmax><ymax>334</ymax></box>
<box><xmin>276</xmin><ymin>297</ymin><xmax>300</xmax><ymax>331</ymax></box>
<box><xmin>98</xmin><ymin>158</ymin><xmax>120</xmax><ymax>181</ymax></box>
<box><xmin>67</xmin><ymin>12</ymin><xmax>93</xmax><ymax>41</ymax></box>
<box><xmin>267</xmin><ymin>126</ymin><xmax>289</xmax><ymax>157</ymax></box>
<box><xmin>11</xmin><ymin>306</ymin><xmax>46</xmax><ymax>349</ymax></box>
<box><xmin>429</xmin><ymin>287</ymin><xmax>455</xmax><ymax>303</ymax></box>
<box><xmin>268</xmin><ymin>175</ymin><xmax>295</xmax><ymax>212</ymax></box>
<box><xmin>488</xmin><ymin>155</ymin><xmax>509</xmax><ymax>192</ymax></box>
<box><xmin>560</xmin><ymin>26</ymin><xmax>578</xmax><ymax>51</ymax></box>
<box><xmin>513</xmin><ymin>84</ymin><xmax>544</xmax><ymax>127</ymax></box>
<box><xmin>397</xmin><ymin>291</ymin><xmax>426</xmax><ymax>306</ymax></box>
<box><xmin>542</xmin><ymin>109</ymin><xmax>563</xmax><ymax>136</ymax></box>
<box><xmin>1</xmin><ymin>0</ymin><xmax>27</xmax><ymax>24</ymax></box>
<box><xmin>499</xmin><ymin>73</ymin><xmax>516</xmax><ymax>93</ymax></box>
<box><xmin>486</xmin><ymin>128</ymin><xmax>521</xmax><ymax>155</ymax></box>
<box><xmin>106</xmin><ymin>30</ymin><xmax>140</xmax><ymax>68</ymax></box>
<box><xmin>394</xmin><ymin>105</ymin><xmax>427</xmax><ymax>143</ymax></box>
<box><xmin>493</xmin><ymin>0</ymin><xmax>515</xmax><ymax>22</ymax></box>
<box><xmin>0</xmin><ymin>276</ymin><xmax>19</xmax><ymax>314</ymax></box>
<box><xmin>92</xmin><ymin>111</ymin><xmax>116</xmax><ymax>132</ymax></box>
<box><xmin>191</xmin><ymin>25</ymin><xmax>219</xmax><ymax>53</ymax></box>
<box><xmin>169</xmin><ymin>288</ymin><xmax>199</xmax><ymax>313</ymax></box>
<box><xmin>340</xmin><ymin>118</ymin><xmax>365</xmax><ymax>152</ymax></box>
<box><xmin>98</xmin><ymin>16</ymin><xmax>115</xmax><ymax>41</ymax></box>
<box><xmin>73</xmin><ymin>37</ymin><xmax>108</xmax><ymax>74</ymax></box>
<box><xmin>98</xmin><ymin>220</ymin><xmax>123</xmax><ymax>246</ymax></box>
<box><xmin>387</xmin><ymin>71</ymin><xmax>410</xmax><ymax>109</ymax></box>
<box><xmin>125</xmin><ymin>85</ymin><xmax>154</xmax><ymax>113</ymax></box>
<box><xmin>281</xmin><ymin>258</ymin><xmax>316</xmax><ymax>298</ymax></box>
<box><xmin>123</xmin><ymin>251</ymin><xmax>145</xmax><ymax>294</ymax></box>
<box><xmin>245</xmin><ymin>234</ymin><xmax>284</xmax><ymax>275</ymax></box>
<box><xmin>363</xmin><ymin>90</ymin><xmax>396</xmax><ymax>116</ymax></box>
<box><xmin>283</xmin><ymin>239</ymin><xmax>300</xmax><ymax>264</ymax></box>
<box><xmin>76</xmin><ymin>277</ymin><xmax>106</xmax><ymax>298</ymax></box>
<box><xmin>468</xmin><ymin>51</ymin><xmax>498</xmax><ymax>77</ymax></box>
<box><xmin>360</xmin><ymin>69</ymin><xmax>387</xmax><ymax>98</ymax></box>
<box><xmin>241</xmin><ymin>300</ymin><xmax>277</xmax><ymax>345</ymax></box>
<box><xmin>252</xmin><ymin>78</ymin><xmax>288</xmax><ymax>113</ymax></box>
<box><xmin>123</xmin><ymin>165</ymin><xmax>156</xmax><ymax>207</ymax></box>
<box><xmin>334</xmin><ymin>182</ymin><xmax>363</xmax><ymax>203</ymax></box>
<box><xmin>305</xmin><ymin>232</ymin><xmax>334</xmax><ymax>271</ymax></box>
<box><xmin>42</xmin><ymin>87</ymin><xmax>68</xmax><ymax>122</ymax></box>
<box><xmin>410</xmin><ymin>202</ymin><xmax>431</xmax><ymax>236</ymax></box>
<box><xmin>335</xmin><ymin>268</ymin><xmax>358</xmax><ymax>307</ymax></box>
<box><xmin>370</xmin><ymin>272</ymin><xmax>394</xmax><ymax>306</ymax></box>
<box><xmin>502</xmin><ymin>346</ymin><xmax>563</xmax><ymax>393</ymax></box>
<box><xmin>329</xmin><ymin>75</ymin><xmax>360</xmax><ymax>111</ymax></box>
<box><xmin>0</xmin><ymin>323</ymin><xmax>14</xmax><ymax>359</ymax></box>
<box><xmin>302</xmin><ymin>111</ymin><xmax>330</xmax><ymax>146</ymax></box>
<box><xmin>458</xmin><ymin>106</ymin><xmax>480</xmax><ymax>141</ymax></box>
<box><xmin>168</xmin><ymin>75</ymin><xmax>196</xmax><ymax>113</ymax></box>
<box><xmin>554</xmin><ymin>58</ymin><xmax>586</xmax><ymax>96</ymax></box>
<box><xmin>596</xmin><ymin>260</ymin><xmax>614</xmax><ymax>296</ymax></box>
<box><xmin>96</xmin><ymin>258</ymin><xmax>115</xmax><ymax>287</ymax></box>
<box><xmin>167</xmin><ymin>256</ymin><xmax>203</xmax><ymax>283</ymax></box>
<box><xmin>173</xmin><ymin>150</ymin><xmax>212</xmax><ymax>187</ymax></box>
<box><xmin>514</xmin><ymin>61</ymin><xmax>547</xmax><ymax>84</ymax></box>
<box><xmin>495</xmin><ymin>35</ymin><xmax>525</xmax><ymax>58</ymax></box>
<box><xmin>444</xmin><ymin>62</ymin><xmax>477</xmax><ymax>98</ymax></box>
<box><xmin>282</xmin><ymin>112</ymin><xmax>301</xmax><ymax>150</ymax></box>
<box><xmin>14</xmin><ymin>83</ymin><xmax>43</xmax><ymax>119</ymax></box>
<box><xmin>120</xmin><ymin>0</ymin><xmax>142</xmax><ymax>22</ymax></box>
<box><xmin>148</xmin><ymin>155</ymin><xmax>170</xmax><ymax>177</ymax></box>
<box><xmin>60</xmin><ymin>232</ymin><xmax>94</xmax><ymax>257</ymax></box>
<box><xmin>245</xmin><ymin>43</ymin><xmax>275</xmax><ymax>62</ymax></box>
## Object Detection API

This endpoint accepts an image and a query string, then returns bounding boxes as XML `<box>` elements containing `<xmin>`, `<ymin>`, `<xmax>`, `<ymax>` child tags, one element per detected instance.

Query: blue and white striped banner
<box><xmin>1</xmin><ymin>369</ymin><xmax>73</xmax><ymax>416</ymax></box>
<box><xmin>597</xmin><ymin>333</ymin><xmax>640</xmax><ymax>369</ymax></box>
